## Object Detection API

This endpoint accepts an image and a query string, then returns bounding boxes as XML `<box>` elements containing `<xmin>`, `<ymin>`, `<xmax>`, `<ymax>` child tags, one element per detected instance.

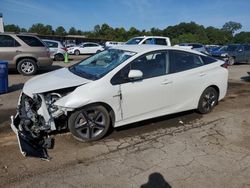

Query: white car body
<box><xmin>11</xmin><ymin>45</ymin><xmax>228</xmax><ymax>159</ymax></box>
<box><xmin>126</xmin><ymin>36</ymin><xmax>171</xmax><ymax>46</ymax></box>
<box><xmin>67</xmin><ymin>42</ymin><xmax>104</xmax><ymax>55</ymax></box>
<box><xmin>42</xmin><ymin>39</ymin><xmax>66</xmax><ymax>61</ymax></box>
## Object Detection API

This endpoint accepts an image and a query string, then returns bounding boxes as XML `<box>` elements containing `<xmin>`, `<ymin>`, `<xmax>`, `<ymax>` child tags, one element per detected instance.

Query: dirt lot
<box><xmin>0</xmin><ymin>58</ymin><xmax>250</xmax><ymax>188</ymax></box>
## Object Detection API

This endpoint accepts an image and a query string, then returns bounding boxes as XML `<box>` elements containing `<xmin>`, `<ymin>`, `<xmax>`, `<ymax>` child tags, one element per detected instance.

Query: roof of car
<box><xmin>134</xmin><ymin>36</ymin><xmax>170</xmax><ymax>39</ymax></box>
<box><xmin>112</xmin><ymin>44</ymin><xmax>204</xmax><ymax>55</ymax></box>
<box><xmin>42</xmin><ymin>39</ymin><xmax>61</xmax><ymax>43</ymax></box>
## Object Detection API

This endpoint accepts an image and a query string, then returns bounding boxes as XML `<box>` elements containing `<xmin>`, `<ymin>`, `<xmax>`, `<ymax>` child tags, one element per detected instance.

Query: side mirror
<box><xmin>128</xmin><ymin>70</ymin><xmax>143</xmax><ymax>81</ymax></box>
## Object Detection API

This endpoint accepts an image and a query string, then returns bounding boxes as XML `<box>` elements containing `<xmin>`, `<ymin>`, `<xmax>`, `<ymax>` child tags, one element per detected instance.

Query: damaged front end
<box><xmin>11</xmin><ymin>92</ymin><xmax>70</xmax><ymax>160</ymax></box>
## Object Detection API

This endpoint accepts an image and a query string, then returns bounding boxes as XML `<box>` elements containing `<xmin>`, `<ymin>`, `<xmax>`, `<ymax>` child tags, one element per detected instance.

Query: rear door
<box><xmin>167</xmin><ymin>50</ymin><xmax>207</xmax><ymax>111</ymax></box>
<box><xmin>243</xmin><ymin>45</ymin><xmax>250</xmax><ymax>63</ymax></box>
<box><xmin>0</xmin><ymin>35</ymin><xmax>21</xmax><ymax>67</ymax></box>
<box><xmin>44</xmin><ymin>41</ymin><xmax>58</xmax><ymax>57</ymax></box>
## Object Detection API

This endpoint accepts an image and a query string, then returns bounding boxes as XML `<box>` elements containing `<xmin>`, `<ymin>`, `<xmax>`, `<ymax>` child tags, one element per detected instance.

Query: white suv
<box><xmin>125</xmin><ymin>36</ymin><xmax>171</xmax><ymax>46</ymax></box>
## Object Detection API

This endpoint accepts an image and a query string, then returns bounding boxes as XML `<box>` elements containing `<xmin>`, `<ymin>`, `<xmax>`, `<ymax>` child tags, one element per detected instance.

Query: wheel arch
<box><xmin>74</xmin><ymin>102</ymin><xmax>116</xmax><ymax>127</ymax></box>
<box><xmin>16</xmin><ymin>56</ymin><xmax>37</xmax><ymax>68</ymax></box>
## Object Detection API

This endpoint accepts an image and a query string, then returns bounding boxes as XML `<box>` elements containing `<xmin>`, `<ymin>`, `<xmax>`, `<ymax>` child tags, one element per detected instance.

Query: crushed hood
<box><xmin>23</xmin><ymin>68</ymin><xmax>91</xmax><ymax>97</ymax></box>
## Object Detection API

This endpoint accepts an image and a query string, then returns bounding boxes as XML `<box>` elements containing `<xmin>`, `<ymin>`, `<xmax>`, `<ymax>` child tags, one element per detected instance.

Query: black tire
<box><xmin>68</xmin><ymin>105</ymin><xmax>110</xmax><ymax>142</ymax></box>
<box><xmin>197</xmin><ymin>87</ymin><xmax>218</xmax><ymax>114</ymax></box>
<box><xmin>54</xmin><ymin>53</ymin><xmax>64</xmax><ymax>61</ymax></box>
<box><xmin>17</xmin><ymin>58</ymin><xmax>38</xmax><ymax>76</ymax></box>
<box><xmin>228</xmin><ymin>56</ymin><xmax>235</xmax><ymax>65</ymax></box>
<box><xmin>74</xmin><ymin>50</ymin><xmax>80</xmax><ymax>56</ymax></box>
<box><xmin>96</xmin><ymin>50</ymin><xmax>101</xmax><ymax>53</ymax></box>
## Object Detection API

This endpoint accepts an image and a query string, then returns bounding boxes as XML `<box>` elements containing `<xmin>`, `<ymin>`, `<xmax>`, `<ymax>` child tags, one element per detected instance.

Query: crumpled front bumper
<box><xmin>10</xmin><ymin>114</ymin><xmax>53</xmax><ymax>161</ymax></box>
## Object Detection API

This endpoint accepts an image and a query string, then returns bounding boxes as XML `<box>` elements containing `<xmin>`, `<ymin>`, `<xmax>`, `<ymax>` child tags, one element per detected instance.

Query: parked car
<box><xmin>11</xmin><ymin>45</ymin><xmax>228</xmax><ymax>159</ymax></box>
<box><xmin>42</xmin><ymin>39</ymin><xmax>67</xmax><ymax>61</ymax></box>
<box><xmin>205</xmin><ymin>45</ymin><xmax>221</xmax><ymax>54</ymax></box>
<box><xmin>67</xmin><ymin>42</ymin><xmax>104</xmax><ymax>55</ymax></box>
<box><xmin>178</xmin><ymin>43</ymin><xmax>207</xmax><ymax>53</ymax></box>
<box><xmin>125</xmin><ymin>36</ymin><xmax>171</xmax><ymax>46</ymax></box>
<box><xmin>210</xmin><ymin>44</ymin><xmax>250</xmax><ymax>65</ymax></box>
<box><xmin>0</xmin><ymin>33</ymin><xmax>52</xmax><ymax>75</ymax></box>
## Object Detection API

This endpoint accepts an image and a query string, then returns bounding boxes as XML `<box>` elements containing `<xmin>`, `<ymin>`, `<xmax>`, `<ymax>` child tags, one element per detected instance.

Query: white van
<box><xmin>125</xmin><ymin>36</ymin><xmax>171</xmax><ymax>46</ymax></box>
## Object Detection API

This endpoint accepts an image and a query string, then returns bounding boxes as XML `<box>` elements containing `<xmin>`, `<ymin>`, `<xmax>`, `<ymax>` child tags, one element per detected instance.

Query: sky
<box><xmin>0</xmin><ymin>0</ymin><xmax>250</xmax><ymax>32</ymax></box>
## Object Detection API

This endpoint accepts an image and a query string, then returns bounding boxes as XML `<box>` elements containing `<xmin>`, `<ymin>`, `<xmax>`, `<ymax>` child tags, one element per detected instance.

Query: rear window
<box><xmin>0</xmin><ymin>35</ymin><xmax>20</xmax><ymax>47</ymax></box>
<box><xmin>201</xmin><ymin>55</ymin><xmax>217</xmax><ymax>64</ymax></box>
<box><xmin>44</xmin><ymin>41</ymin><xmax>58</xmax><ymax>48</ymax></box>
<box><xmin>17</xmin><ymin>35</ymin><xmax>44</xmax><ymax>47</ymax></box>
<box><xmin>155</xmin><ymin>38</ymin><xmax>167</xmax><ymax>45</ymax></box>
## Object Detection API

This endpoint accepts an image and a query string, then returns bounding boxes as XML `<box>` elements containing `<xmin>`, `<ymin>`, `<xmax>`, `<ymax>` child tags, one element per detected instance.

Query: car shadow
<box><xmin>105</xmin><ymin>110</ymin><xmax>202</xmax><ymax>139</ymax></box>
<box><xmin>241</xmin><ymin>76</ymin><xmax>250</xmax><ymax>82</ymax></box>
<box><xmin>8</xmin><ymin>83</ymin><xmax>24</xmax><ymax>93</ymax></box>
<box><xmin>141</xmin><ymin>172</ymin><xmax>172</xmax><ymax>188</ymax></box>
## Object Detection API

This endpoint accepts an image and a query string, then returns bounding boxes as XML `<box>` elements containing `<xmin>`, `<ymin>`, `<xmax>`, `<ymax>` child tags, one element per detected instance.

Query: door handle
<box><xmin>162</xmin><ymin>80</ymin><xmax>173</xmax><ymax>85</ymax></box>
<box><xmin>199</xmin><ymin>72</ymin><xmax>206</xmax><ymax>77</ymax></box>
<box><xmin>16</xmin><ymin>50</ymin><xmax>22</xmax><ymax>53</ymax></box>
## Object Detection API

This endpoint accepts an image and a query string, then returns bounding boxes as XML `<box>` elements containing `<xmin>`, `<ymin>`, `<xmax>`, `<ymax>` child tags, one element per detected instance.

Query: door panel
<box><xmin>121</xmin><ymin>75</ymin><xmax>173</xmax><ymax>120</ymax></box>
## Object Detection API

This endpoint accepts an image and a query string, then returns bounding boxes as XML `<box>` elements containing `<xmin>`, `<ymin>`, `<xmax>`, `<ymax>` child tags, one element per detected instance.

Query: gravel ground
<box><xmin>0</xmin><ymin>59</ymin><xmax>250</xmax><ymax>188</ymax></box>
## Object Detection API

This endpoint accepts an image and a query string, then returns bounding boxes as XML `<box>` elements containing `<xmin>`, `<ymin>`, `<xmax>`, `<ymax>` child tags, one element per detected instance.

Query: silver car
<box><xmin>42</xmin><ymin>39</ymin><xmax>67</xmax><ymax>61</ymax></box>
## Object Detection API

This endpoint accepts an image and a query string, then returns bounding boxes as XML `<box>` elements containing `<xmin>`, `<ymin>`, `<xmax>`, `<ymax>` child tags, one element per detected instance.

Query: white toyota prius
<box><xmin>11</xmin><ymin>45</ymin><xmax>228</xmax><ymax>159</ymax></box>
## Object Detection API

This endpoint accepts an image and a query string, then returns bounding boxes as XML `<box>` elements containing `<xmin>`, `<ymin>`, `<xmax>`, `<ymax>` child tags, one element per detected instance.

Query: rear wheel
<box><xmin>17</xmin><ymin>58</ymin><xmax>38</xmax><ymax>76</ymax></box>
<box><xmin>197</xmin><ymin>87</ymin><xmax>218</xmax><ymax>114</ymax></box>
<box><xmin>68</xmin><ymin>105</ymin><xmax>110</xmax><ymax>141</ymax></box>
<box><xmin>54</xmin><ymin>53</ymin><xmax>64</xmax><ymax>61</ymax></box>
<box><xmin>74</xmin><ymin>50</ymin><xmax>80</xmax><ymax>55</ymax></box>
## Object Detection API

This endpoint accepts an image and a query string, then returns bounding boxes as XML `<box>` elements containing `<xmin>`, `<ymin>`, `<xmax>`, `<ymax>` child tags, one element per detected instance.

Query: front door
<box><xmin>117</xmin><ymin>51</ymin><xmax>174</xmax><ymax>121</ymax></box>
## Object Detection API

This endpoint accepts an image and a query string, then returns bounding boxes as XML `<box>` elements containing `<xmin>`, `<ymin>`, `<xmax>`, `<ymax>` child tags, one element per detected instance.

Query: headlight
<box><xmin>221</xmin><ymin>53</ymin><xmax>228</xmax><ymax>57</ymax></box>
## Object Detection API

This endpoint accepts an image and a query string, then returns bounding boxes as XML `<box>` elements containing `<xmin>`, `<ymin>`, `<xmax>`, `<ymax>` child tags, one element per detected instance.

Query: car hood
<box><xmin>23</xmin><ymin>68</ymin><xmax>91</xmax><ymax>97</ymax></box>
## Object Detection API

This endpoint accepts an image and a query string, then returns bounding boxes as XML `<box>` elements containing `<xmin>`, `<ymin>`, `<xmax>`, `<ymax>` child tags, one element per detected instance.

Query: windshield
<box><xmin>125</xmin><ymin>37</ymin><xmax>144</xmax><ymax>45</ymax></box>
<box><xmin>219</xmin><ymin>45</ymin><xmax>239</xmax><ymax>52</ymax></box>
<box><xmin>69</xmin><ymin>49</ymin><xmax>136</xmax><ymax>80</ymax></box>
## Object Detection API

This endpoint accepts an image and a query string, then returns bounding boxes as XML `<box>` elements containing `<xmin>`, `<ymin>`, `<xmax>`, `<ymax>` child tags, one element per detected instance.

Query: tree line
<box><xmin>4</xmin><ymin>21</ymin><xmax>250</xmax><ymax>44</ymax></box>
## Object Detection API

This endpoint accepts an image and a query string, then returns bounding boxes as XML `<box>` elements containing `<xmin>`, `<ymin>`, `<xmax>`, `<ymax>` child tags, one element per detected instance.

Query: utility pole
<box><xmin>0</xmin><ymin>13</ymin><xmax>4</xmax><ymax>33</ymax></box>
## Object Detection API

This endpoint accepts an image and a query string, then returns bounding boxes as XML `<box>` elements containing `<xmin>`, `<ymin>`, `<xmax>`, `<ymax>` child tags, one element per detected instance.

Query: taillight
<box><xmin>221</xmin><ymin>62</ymin><xmax>229</xmax><ymax>69</ymax></box>
<box><xmin>61</xmin><ymin>47</ymin><xmax>68</xmax><ymax>52</ymax></box>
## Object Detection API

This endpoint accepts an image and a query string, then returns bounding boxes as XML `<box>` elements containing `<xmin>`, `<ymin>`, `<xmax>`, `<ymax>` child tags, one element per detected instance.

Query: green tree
<box><xmin>20</xmin><ymin>28</ymin><xmax>27</xmax><ymax>32</ymax></box>
<box><xmin>55</xmin><ymin>26</ymin><xmax>66</xmax><ymax>36</ymax></box>
<box><xmin>28</xmin><ymin>23</ymin><xmax>53</xmax><ymax>35</ymax></box>
<box><xmin>222</xmin><ymin>21</ymin><xmax>242</xmax><ymax>34</ymax></box>
<box><xmin>4</xmin><ymin>24</ymin><xmax>20</xmax><ymax>33</ymax></box>
<box><xmin>233</xmin><ymin>32</ymin><xmax>250</xmax><ymax>43</ymax></box>
<box><xmin>68</xmin><ymin>27</ymin><xmax>77</xmax><ymax>35</ymax></box>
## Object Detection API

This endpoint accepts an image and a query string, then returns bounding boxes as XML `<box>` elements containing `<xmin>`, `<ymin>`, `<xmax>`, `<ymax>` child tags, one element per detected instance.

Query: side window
<box><xmin>143</xmin><ymin>38</ymin><xmax>154</xmax><ymax>44</ymax></box>
<box><xmin>83</xmin><ymin>43</ymin><xmax>92</xmax><ymax>47</ymax></box>
<box><xmin>244</xmin><ymin>45</ymin><xmax>250</xmax><ymax>51</ymax></box>
<box><xmin>111</xmin><ymin>51</ymin><xmax>167</xmax><ymax>85</ymax></box>
<box><xmin>191</xmin><ymin>44</ymin><xmax>202</xmax><ymax>48</ymax></box>
<box><xmin>0</xmin><ymin>35</ymin><xmax>20</xmax><ymax>47</ymax></box>
<box><xmin>47</xmin><ymin>41</ymin><xmax>58</xmax><ymax>48</ymax></box>
<box><xmin>155</xmin><ymin>38</ymin><xmax>167</xmax><ymax>46</ymax></box>
<box><xmin>201</xmin><ymin>55</ymin><xmax>217</xmax><ymax>65</ymax></box>
<box><xmin>169</xmin><ymin>50</ymin><xmax>204</xmax><ymax>73</ymax></box>
<box><xmin>17</xmin><ymin>35</ymin><xmax>44</xmax><ymax>47</ymax></box>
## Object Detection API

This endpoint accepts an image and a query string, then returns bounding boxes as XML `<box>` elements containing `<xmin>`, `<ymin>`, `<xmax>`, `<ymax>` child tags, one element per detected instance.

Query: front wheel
<box><xmin>68</xmin><ymin>105</ymin><xmax>110</xmax><ymax>142</ymax></box>
<box><xmin>197</xmin><ymin>87</ymin><xmax>218</xmax><ymax>114</ymax></box>
<box><xmin>228</xmin><ymin>56</ymin><xmax>235</xmax><ymax>65</ymax></box>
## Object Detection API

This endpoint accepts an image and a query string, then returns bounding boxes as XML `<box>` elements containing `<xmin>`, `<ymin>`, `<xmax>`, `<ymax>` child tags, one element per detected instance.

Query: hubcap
<box><xmin>74</xmin><ymin>109</ymin><xmax>106</xmax><ymax>139</ymax></box>
<box><xmin>202</xmin><ymin>92</ymin><xmax>216</xmax><ymax>112</ymax></box>
<box><xmin>21</xmin><ymin>61</ymin><xmax>34</xmax><ymax>74</ymax></box>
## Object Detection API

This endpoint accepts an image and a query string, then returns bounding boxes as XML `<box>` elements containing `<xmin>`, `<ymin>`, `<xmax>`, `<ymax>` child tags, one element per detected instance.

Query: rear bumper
<box><xmin>37</xmin><ymin>57</ymin><xmax>53</xmax><ymax>67</ymax></box>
